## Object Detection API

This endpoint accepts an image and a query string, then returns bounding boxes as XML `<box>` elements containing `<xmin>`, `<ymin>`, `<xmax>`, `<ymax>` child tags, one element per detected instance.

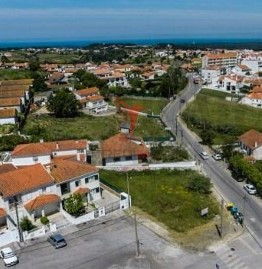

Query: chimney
<box><xmin>56</xmin><ymin>142</ymin><xmax>59</xmax><ymax>149</ymax></box>
<box><xmin>77</xmin><ymin>153</ymin><xmax>80</xmax><ymax>161</ymax></box>
<box><xmin>254</xmin><ymin>141</ymin><xmax>258</xmax><ymax>148</ymax></box>
<box><xmin>40</xmin><ymin>139</ymin><xmax>44</xmax><ymax>143</ymax></box>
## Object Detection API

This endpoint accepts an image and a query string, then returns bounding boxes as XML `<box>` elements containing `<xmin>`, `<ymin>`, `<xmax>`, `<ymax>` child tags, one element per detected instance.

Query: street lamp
<box><xmin>126</xmin><ymin>172</ymin><xmax>131</xmax><ymax>209</ymax></box>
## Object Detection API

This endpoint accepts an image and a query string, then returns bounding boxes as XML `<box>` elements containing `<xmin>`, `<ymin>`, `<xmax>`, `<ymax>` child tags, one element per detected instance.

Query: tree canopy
<box><xmin>47</xmin><ymin>89</ymin><xmax>80</xmax><ymax>118</ymax></box>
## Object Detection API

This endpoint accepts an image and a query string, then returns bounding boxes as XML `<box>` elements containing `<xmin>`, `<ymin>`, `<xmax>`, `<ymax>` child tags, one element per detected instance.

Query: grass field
<box><xmin>182</xmin><ymin>89</ymin><xmax>262</xmax><ymax>144</ymax></box>
<box><xmin>23</xmin><ymin>109</ymin><xmax>169</xmax><ymax>141</ymax></box>
<box><xmin>100</xmin><ymin>169</ymin><xmax>219</xmax><ymax>233</ymax></box>
<box><xmin>0</xmin><ymin>69</ymin><xmax>32</xmax><ymax>80</ymax></box>
<box><xmin>114</xmin><ymin>96</ymin><xmax>168</xmax><ymax>115</ymax></box>
<box><xmin>37</xmin><ymin>53</ymin><xmax>81</xmax><ymax>64</ymax></box>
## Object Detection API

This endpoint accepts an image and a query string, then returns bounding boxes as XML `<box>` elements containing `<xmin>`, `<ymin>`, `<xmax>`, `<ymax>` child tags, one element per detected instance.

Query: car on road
<box><xmin>0</xmin><ymin>247</ymin><xmax>19</xmax><ymax>267</ymax></box>
<box><xmin>180</xmin><ymin>99</ymin><xmax>185</xmax><ymax>103</ymax></box>
<box><xmin>47</xmin><ymin>233</ymin><xmax>67</xmax><ymax>249</ymax></box>
<box><xmin>243</xmin><ymin>184</ymin><xmax>257</xmax><ymax>195</ymax></box>
<box><xmin>212</xmin><ymin>153</ymin><xmax>222</xmax><ymax>161</ymax></box>
<box><xmin>199</xmin><ymin>151</ymin><xmax>209</xmax><ymax>160</ymax></box>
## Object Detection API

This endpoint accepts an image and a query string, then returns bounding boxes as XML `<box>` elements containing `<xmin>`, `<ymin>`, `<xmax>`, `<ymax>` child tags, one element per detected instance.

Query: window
<box><xmin>85</xmin><ymin>177</ymin><xmax>89</xmax><ymax>183</ymax></box>
<box><xmin>33</xmin><ymin>156</ymin><xmax>38</xmax><ymax>162</ymax></box>
<box><xmin>75</xmin><ymin>180</ymin><xmax>81</xmax><ymax>187</ymax></box>
<box><xmin>113</xmin><ymin>157</ymin><xmax>121</xmax><ymax>162</ymax></box>
<box><xmin>95</xmin><ymin>174</ymin><xmax>99</xmax><ymax>180</ymax></box>
<box><xmin>125</xmin><ymin>156</ymin><xmax>132</xmax><ymax>161</ymax></box>
<box><xmin>77</xmin><ymin>149</ymin><xmax>84</xmax><ymax>153</ymax></box>
<box><xmin>91</xmin><ymin>187</ymin><xmax>100</xmax><ymax>195</ymax></box>
<box><xmin>60</xmin><ymin>183</ymin><xmax>70</xmax><ymax>195</ymax></box>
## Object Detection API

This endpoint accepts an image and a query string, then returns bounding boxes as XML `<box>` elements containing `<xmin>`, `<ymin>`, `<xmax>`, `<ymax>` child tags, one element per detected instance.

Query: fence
<box><xmin>104</xmin><ymin>200</ymin><xmax>120</xmax><ymax>214</ymax></box>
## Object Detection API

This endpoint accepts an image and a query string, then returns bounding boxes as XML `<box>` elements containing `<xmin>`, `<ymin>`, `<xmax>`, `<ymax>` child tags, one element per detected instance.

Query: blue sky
<box><xmin>0</xmin><ymin>0</ymin><xmax>261</xmax><ymax>42</ymax></box>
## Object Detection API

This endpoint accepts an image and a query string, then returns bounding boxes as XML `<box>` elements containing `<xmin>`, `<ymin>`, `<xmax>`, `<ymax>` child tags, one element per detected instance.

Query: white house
<box><xmin>201</xmin><ymin>66</ymin><xmax>222</xmax><ymax>84</ymax></box>
<box><xmin>239</xmin><ymin>129</ymin><xmax>262</xmax><ymax>160</ymax></box>
<box><xmin>240</xmin><ymin>92</ymin><xmax>262</xmax><ymax>108</ymax></box>
<box><xmin>101</xmin><ymin>133</ymin><xmax>150</xmax><ymax>166</ymax></box>
<box><xmin>11</xmin><ymin>139</ymin><xmax>89</xmax><ymax>166</ymax></box>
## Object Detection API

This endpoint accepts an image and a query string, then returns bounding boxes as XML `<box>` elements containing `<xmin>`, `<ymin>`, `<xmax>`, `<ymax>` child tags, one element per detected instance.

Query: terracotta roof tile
<box><xmin>11</xmin><ymin>139</ymin><xmax>88</xmax><ymax>157</ymax></box>
<box><xmin>0</xmin><ymin>208</ymin><xmax>7</xmax><ymax>218</ymax></box>
<box><xmin>101</xmin><ymin>133</ymin><xmax>150</xmax><ymax>158</ymax></box>
<box><xmin>87</xmin><ymin>95</ymin><xmax>104</xmax><ymax>101</ymax></box>
<box><xmin>0</xmin><ymin>108</ymin><xmax>17</xmax><ymax>118</ymax></box>
<box><xmin>0</xmin><ymin>164</ymin><xmax>54</xmax><ymax>198</ymax></box>
<box><xmin>24</xmin><ymin>194</ymin><xmax>60</xmax><ymax>212</ymax></box>
<box><xmin>0</xmin><ymin>97</ymin><xmax>21</xmax><ymax>107</ymax></box>
<box><xmin>74</xmin><ymin>187</ymin><xmax>90</xmax><ymax>195</ymax></box>
<box><xmin>50</xmin><ymin>159</ymin><xmax>97</xmax><ymax>184</ymax></box>
<box><xmin>0</xmin><ymin>79</ymin><xmax>33</xmax><ymax>86</ymax></box>
<box><xmin>0</xmin><ymin>89</ymin><xmax>27</xmax><ymax>99</ymax></box>
<box><xmin>76</xmin><ymin>87</ymin><xmax>99</xmax><ymax>97</ymax></box>
<box><xmin>0</xmin><ymin>163</ymin><xmax>17</xmax><ymax>174</ymax></box>
<box><xmin>239</xmin><ymin>129</ymin><xmax>262</xmax><ymax>149</ymax></box>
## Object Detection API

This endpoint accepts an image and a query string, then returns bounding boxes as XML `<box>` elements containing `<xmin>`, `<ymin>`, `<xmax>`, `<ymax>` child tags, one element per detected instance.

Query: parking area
<box><xmin>1</xmin><ymin>211</ymin><xmax>262</xmax><ymax>269</ymax></box>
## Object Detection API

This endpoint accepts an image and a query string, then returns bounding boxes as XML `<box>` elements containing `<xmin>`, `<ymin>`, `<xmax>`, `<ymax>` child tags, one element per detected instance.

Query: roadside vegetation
<box><xmin>182</xmin><ymin>89</ymin><xmax>262</xmax><ymax>145</ymax></box>
<box><xmin>151</xmin><ymin>145</ymin><xmax>190</xmax><ymax>162</ymax></box>
<box><xmin>100</xmin><ymin>169</ymin><xmax>219</xmax><ymax>233</ymax></box>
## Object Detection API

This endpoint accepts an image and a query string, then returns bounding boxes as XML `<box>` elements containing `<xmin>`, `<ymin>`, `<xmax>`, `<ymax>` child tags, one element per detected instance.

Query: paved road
<box><xmin>161</xmin><ymin>74</ymin><xmax>262</xmax><ymax>248</ymax></box>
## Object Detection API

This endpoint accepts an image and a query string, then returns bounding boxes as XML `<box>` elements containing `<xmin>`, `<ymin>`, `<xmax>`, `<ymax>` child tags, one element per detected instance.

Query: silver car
<box><xmin>243</xmin><ymin>184</ymin><xmax>257</xmax><ymax>195</ymax></box>
<box><xmin>47</xmin><ymin>233</ymin><xmax>67</xmax><ymax>249</ymax></box>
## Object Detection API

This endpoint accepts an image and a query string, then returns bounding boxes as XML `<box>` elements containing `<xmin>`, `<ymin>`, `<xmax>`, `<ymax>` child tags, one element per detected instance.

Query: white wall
<box><xmin>0</xmin><ymin>118</ymin><xmax>16</xmax><ymax>125</ymax></box>
<box><xmin>12</xmin><ymin>155</ymin><xmax>51</xmax><ymax>166</ymax></box>
<box><xmin>105</xmin><ymin>156</ymin><xmax>138</xmax><ymax>166</ymax></box>
<box><xmin>253</xmin><ymin>147</ymin><xmax>262</xmax><ymax>160</ymax></box>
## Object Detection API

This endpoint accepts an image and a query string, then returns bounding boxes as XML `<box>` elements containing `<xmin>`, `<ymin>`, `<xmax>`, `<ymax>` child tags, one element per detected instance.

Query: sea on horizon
<box><xmin>0</xmin><ymin>38</ymin><xmax>262</xmax><ymax>49</ymax></box>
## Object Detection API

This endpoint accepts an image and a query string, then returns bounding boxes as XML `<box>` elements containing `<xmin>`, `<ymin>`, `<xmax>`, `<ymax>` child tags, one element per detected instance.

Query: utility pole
<box><xmin>134</xmin><ymin>213</ymin><xmax>140</xmax><ymax>257</ymax></box>
<box><xmin>126</xmin><ymin>172</ymin><xmax>130</xmax><ymax>209</ymax></box>
<box><xmin>220</xmin><ymin>198</ymin><xmax>224</xmax><ymax>238</ymax></box>
<box><xmin>14</xmin><ymin>197</ymin><xmax>23</xmax><ymax>242</ymax></box>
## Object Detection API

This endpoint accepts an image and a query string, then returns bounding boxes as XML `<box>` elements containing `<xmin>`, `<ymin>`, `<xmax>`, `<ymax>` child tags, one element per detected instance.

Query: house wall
<box><xmin>104</xmin><ymin>155</ymin><xmax>138</xmax><ymax>166</ymax></box>
<box><xmin>11</xmin><ymin>155</ymin><xmax>51</xmax><ymax>166</ymax></box>
<box><xmin>253</xmin><ymin>147</ymin><xmax>262</xmax><ymax>160</ymax></box>
<box><xmin>0</xmin><ymin>117</ymin><xmax>16</xmax><ymax>125</ymax></box>
<box><xmin>201</xmin><ymin>69</ymin><xmax>220</xmax><ymax>84</ymax></box>
<box><xmin>241</xmin><ymin>59</ymin><xmax>261</xmax><ymax>73</ymax></box>
<box><xmin>57</xmin><ymin>172</ymin><xmax>101</xmax><ymax>202</ymax></box>
<box><xmin>240</xmin><ymin>97</ymin><xmax>262</xmax><ymax>108</ymax></box>
<box><xmin>52</xmin><ymin>149</ymin><xmax>87</xmax><ymax>157</ymax></box>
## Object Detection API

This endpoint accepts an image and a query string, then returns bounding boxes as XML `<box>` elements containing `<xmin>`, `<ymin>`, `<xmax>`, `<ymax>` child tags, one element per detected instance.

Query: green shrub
<box><xmin>40</xmin><ymin>216</ymin><xmax>49</xmax><ymax>225</ymax></box>
<box><xmin>20</xmin><ymin>216</ymin><xmax>35</xmax><ymax>231</ymax></box>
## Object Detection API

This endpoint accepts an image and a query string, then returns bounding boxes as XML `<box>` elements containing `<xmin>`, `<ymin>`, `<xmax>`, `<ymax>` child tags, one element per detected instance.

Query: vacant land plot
<box><xmin>0</xmin><ymin>69</ymin><xmax>32</xmax><ymax>80</ymax></box>
<box><xmin>100</xmin><ymin>169</ymin><xmax>219</xmax><ymax>233</ymax></box>
<box><xmin>182</xmin><ymin>89</ymin><xmax>262</xmax><ymax>144</ymax></box>
<box><xmin>114</xmin><ymin>96</ymin><xmax>168</xmax><ymax>115</ymax></box>
<box><xmin>23</xmin><ymin>110</ymin><xmax>169</xmax><ymax>141</ymax></box>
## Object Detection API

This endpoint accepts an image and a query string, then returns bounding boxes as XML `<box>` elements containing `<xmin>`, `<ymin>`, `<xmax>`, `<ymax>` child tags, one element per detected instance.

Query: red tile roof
<box><xmin>0</xmin><ymin>164</ymin><xmax>54</xmax><ymax>198</ymax></box>
<box><xmin>24</xmin><ymin>194</ymin><xmax>60</xmax><ymax>212</ymax></box>
<box><xmin>0</xmin><ymin>97</ymin><xmax>21</xmax><ymax>107</ymax></box>
<box><xmin>76</xmin><ymin>87</ymin><xmax>99</xmax><ymax>97</ymax></box>
<box><xmin>101</xmin><ymin>133</ymin><xmax>150</xmax><ymax>158</ymax></box>
<box><xmin>0</xmin><ymin>79</ymin><xmax>33</xmax><ymax>86</ymax></box>
<box><xmin>0</xmin><ymin>208</ymin><xmax>7</xmax><ymax>218</ymax></box>
<box><xmin>11</xmin><ymin>139</ymin><xmax>88</xmax><ymax>157</ymax></box>
<box><xmin>87</xmin><ymin>95</ymin><xmax>104</xmax><ymax>101</ymax></box>
<box><xmin>239</xmin><ymin>129</ymin><xmax>262</xmax><ymax>149</ymax></box>
<box><xmin>50</xmin><ymin>159</ymin><xmax>97</xmax><ymax>184</ymax></box>
<box><xmin>0</xmin><ymin>108</ymin><xmax>17</xmax><ymax>118</ymax></box>
<box><xmin>0</xmin><ymin>163</ymin><xmax>17</xmax><ymax>174</ymax></box>
<box><xmin>74</xmin><ymin>187</ymin><xmax>90</xmax><ymax>195</ymax></box>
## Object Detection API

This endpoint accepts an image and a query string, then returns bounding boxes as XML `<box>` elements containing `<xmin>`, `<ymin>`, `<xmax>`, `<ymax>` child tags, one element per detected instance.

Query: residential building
<box><xmin>10</xmin><ymin>139</ymin><xmax>89</xmax><ymax>166</ymax></box>
<box><xmin>239</xmin><ymin>129</ymin><xmax>262</xmax><ymax>160</ymax></box>
<box><xmin>202</xmin><ymin>52</ymin><xmax>237</xmax><ymax>69</ymax></box>
<box><xmin>101</xmin><ymin>133</ymin><xmax>150</xmax><ymax>166</ymax></box>
<box><xmin>0</xmin><ymin>108</ymin><xmax>18</xmax><ymax>125</ymax></box>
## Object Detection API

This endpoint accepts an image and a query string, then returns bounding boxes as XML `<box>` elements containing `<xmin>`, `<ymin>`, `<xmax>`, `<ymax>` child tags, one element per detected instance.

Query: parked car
<box><xmin>47</xmin><ymin>233</ymin><xmax>67</xmax><ymax>249</ymax></box>
<box><xmin>212</xmin><ymin>153</ymin><xmax>222</xmax><ymax>161</ymax></box>
<box><xmin>199</xmin><ymin>151</ymin><xmax>209</xmax><ymax>160</ymax></box>
<box><xmin>243</xmin><ymin>184</ymin><xmax>257</xmax><ymax>195</ymax></box>
<box><xmin>180</xmin><ymin>98</ymin><xmax>185</xmax><ymax>103</ymax></box>
<box><xmin>0</xmin><ymin>247</ymin><xmax>19</xmax><ymax>267</ymax></box>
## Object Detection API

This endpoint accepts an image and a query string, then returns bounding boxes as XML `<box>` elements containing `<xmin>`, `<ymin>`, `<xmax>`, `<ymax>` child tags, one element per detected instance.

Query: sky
<box><xmin>0</xmin><ymin>0</ymin><xmax>262</xmax><ymax>42</ymax></box>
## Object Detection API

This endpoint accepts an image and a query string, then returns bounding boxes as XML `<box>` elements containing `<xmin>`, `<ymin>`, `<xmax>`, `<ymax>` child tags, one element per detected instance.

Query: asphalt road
<box><xmin>161</xmin><ymin>74</ymin><xmax>262</xmax><ymax>248</ymax></box>
<box><xmin>0</xmin><ymin>213</ymin><xmax>224</xmax><ymax>269</ymax></box>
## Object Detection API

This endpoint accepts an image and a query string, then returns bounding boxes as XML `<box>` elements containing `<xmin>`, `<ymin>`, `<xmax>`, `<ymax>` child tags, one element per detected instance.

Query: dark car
<box><xmin>180</xmin><ymin>99</ymin><xmax>185</xmax><ymax>103</ymax></box>
<box><xmin>47</xmin><ymin>233</ymin><xmax>67</xmax><ymax>249</ymax></box>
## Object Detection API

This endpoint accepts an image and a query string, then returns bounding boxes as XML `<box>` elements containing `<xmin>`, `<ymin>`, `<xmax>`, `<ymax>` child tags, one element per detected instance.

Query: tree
<box><xmin>20</xmin><ymin>216</ymin><xmax>35</xmax><ymax>231</ymax></box>
<box><xmin>32</xmin><ymin>74</ymin><xmax>49</xmax><ymax>92</ymax></box>
<box><xmin>200</xmin><ymin>129</ymin><xmax>215</xmax><ymax>146</ymax></box>
<box><xmin>47</xmin><ymin>89</ymin><xmax>80</xmax><ymax>118</ymax></box>
<box><xmin>187</xmin><ymin>176</ymin><xmax>212</xmax><ymax>194</ymax></box>
<box><xmin>64</xmin><ymin>193</ymin><xmax>85</xmax><ymax>217</ymax></box>
<box><xmin>1</xmin><ymin>55</ymin><xmax>9</xmax><ymax>65</ymax></box>
<box><xmin>29</xmin><ymin>60</ymin><xmax>40</xmax><ymax>71</ymax></box>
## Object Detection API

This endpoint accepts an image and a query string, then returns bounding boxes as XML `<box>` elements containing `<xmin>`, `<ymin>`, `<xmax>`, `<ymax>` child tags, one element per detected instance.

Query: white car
<box><xmin>212</xmin><ymin>153</ymin><xmax>222</xmax><ymax>161</ymax></box>
<box><xmin>0</xmin><ymin>247</ymin><xmax>19</xmax><ymax>267</ymax></box>
<box><xmin>199</xmin><ymin>151</ymin><xmax>209</xmax><ymax>160</ymax></box>
<box><xmin>243</xmin><ymin>184</ymin><xmax>257</xmax><ymax>195</ymax></box>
